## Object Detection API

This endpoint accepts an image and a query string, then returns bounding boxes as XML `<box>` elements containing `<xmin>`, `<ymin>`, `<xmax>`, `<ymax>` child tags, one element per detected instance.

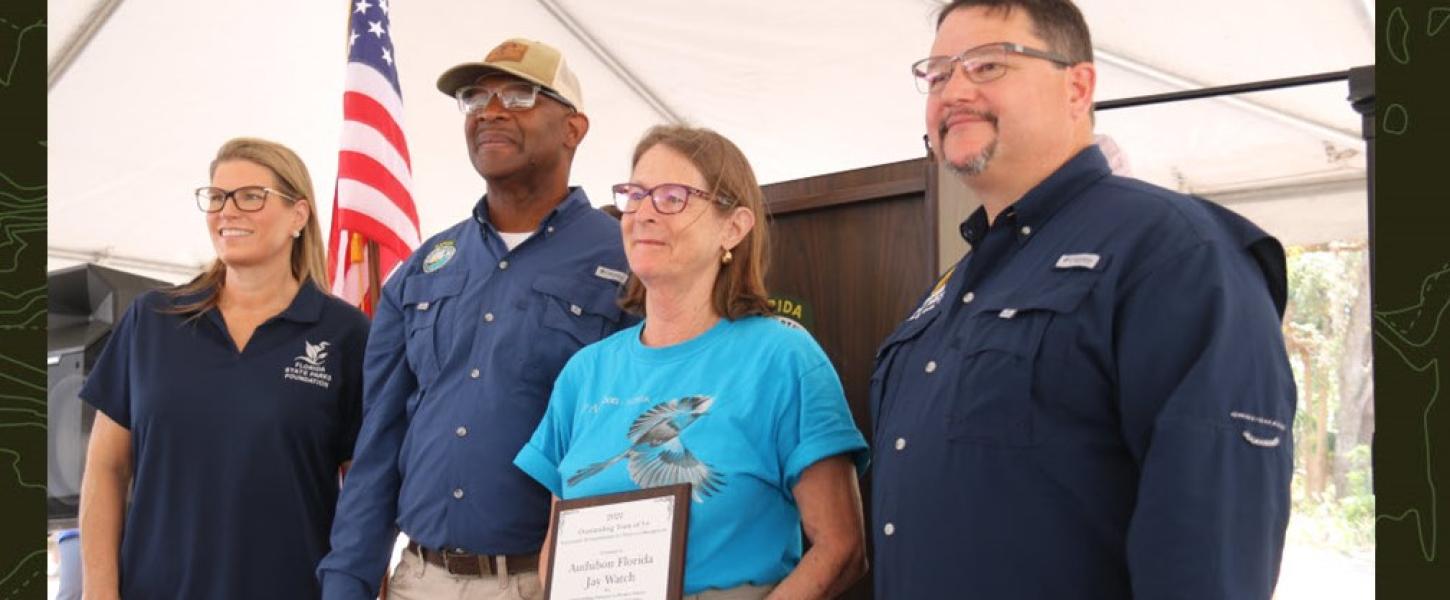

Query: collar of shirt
<box><xmin>166</xmin><ymin>282</ymin><xmax>328</xmax><ymax>348</ymax></box>
<box><xmin>275</xmin><ymin>281</ymin><xmax>327</xmax><ymax>323</ymax></box>
<box><xmin>471</xmin><ymin>186</ymin><xmax>593</xmax><ymax>243</ymax></box>
<box><xmin>168</xmin><ymin>280</ymin><xmax>326</xmax><ymax>325</ymax></box>
<box><xmin>959</xmin><ymin>144</ymin><xmax>1112</xmax><ymax>246</ymax></box>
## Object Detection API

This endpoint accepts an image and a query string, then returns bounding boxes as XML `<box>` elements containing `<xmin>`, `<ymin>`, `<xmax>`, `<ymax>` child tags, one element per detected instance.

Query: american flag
<box><xmin>327</xmin><ymin>0</ymin><xmax>421</xmax><ymax>315</ymax></box>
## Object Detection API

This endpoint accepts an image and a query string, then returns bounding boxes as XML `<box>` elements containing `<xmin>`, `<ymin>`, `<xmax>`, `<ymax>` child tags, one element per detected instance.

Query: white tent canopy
<box><xmin>47</xmin><ymin>0</ymin><xmax>1374</xmax><ymax>283</ymax></box>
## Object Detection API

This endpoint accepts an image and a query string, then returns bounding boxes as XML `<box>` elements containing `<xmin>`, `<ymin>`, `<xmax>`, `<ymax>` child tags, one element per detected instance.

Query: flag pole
<box><xmin>366</xmin><ymin>239</ymin><xmax>382</xmax><ymax>311</ymax></box>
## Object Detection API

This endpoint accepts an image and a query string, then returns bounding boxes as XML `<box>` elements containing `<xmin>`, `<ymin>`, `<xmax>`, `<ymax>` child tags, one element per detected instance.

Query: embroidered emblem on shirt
<box><xmin>909</xmin><ymin>267</ymin><xmax>956</xmax><ymax>321</ymax></box>
<box><xmin>284</xmin><ymin>341</ymin><xmax>333</xmax><ymax>389</ymax></box>
<box><xmin>423</xmin><ymin>241</ymin><xmax>457</xmax><ymax>273</ymax></box>
<box><xmin>567</xmin><ymin>395</ymin><xmax>725</xmax><ymax>503</ymax></box>
<box><xmin>1055</xmin><ymin>253</ymin><xmax>1101</xmax><ymax>270</ymax></box>
<box><xmin>1230</xmin><ymin>411</ymin><xmax>1287</xmax><ymax>448</ymax></box>
<box><xmin>595</xmin><ymin>265</ymin><xmax>628</xmax><ymax>285</ymax></box>
<box><xmin>773</xmin><ymin>315</ymin><xmax>806</xmax><ymax>331</ymax></box>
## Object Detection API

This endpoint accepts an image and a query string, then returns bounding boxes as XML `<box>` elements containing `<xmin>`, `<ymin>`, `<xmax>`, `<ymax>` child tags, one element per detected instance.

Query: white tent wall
<box><xmin>48</xmin><ymin>0</ymin><xmax>1370</xmax><ymax>281</ymax></box>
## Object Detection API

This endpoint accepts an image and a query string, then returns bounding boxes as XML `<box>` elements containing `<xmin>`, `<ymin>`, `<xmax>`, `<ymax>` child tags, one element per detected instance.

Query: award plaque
<box><xmin>543</xmin><ymin>484</ymin><xmax>691</xmax><ymax>600</ymax></box>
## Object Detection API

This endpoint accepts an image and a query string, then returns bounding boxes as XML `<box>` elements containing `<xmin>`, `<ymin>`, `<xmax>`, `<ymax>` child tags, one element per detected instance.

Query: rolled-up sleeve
<box><xmin>778</xmin><ymin>356</ymin><xmax>869</xmax><ymax>492</ymax></box>
<box><xmin>514</xmin><ymin>360</ymin><xmax>580</xmax><ymax>498</ymax></box>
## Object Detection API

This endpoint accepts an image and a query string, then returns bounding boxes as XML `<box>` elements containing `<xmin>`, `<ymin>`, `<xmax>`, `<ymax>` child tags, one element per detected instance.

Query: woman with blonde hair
<box><xmin>517</xmin><ymin>125</ymin><xmax>869</xmax><ymax>599</ymax></box>
<box><xmin>79</xmin><ymin>137</ymin><xmax>370</xmax><ymax>599</ymax></box>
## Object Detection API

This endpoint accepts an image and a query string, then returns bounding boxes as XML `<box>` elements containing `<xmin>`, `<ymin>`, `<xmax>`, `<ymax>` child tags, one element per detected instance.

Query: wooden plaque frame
<box><xmin>543</xmin><ymin>484</ymin><xmax>691</xmax><ymax>600</ymax></box>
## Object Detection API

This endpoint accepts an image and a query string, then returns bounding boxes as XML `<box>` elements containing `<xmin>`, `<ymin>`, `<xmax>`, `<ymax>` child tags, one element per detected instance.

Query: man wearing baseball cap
<box><xmin>319</xmin><ymin>38</ymin><xmax>634</xmax><ymax>600</ymax></box>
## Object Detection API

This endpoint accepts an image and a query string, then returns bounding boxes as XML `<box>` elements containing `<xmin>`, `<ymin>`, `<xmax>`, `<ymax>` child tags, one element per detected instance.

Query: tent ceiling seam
<box><xmin>48</xmin><ymin>0</ymin><xmax>126</xmax><ymax>92</ymax></box>
<box><xmin>535</xmin><ymin>0</ymin><xmax>684</xmax><ymax>125</ymax></box>
<box><xmin>1354</xmin><ymin>0</ymin><xmax>1375</xmax><ymax>37</ymax></box>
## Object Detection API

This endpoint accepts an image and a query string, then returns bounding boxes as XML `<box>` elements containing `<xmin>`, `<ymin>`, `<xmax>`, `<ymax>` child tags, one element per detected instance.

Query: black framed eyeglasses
<box><xmin>193</xmin><ymin>186</ymin><xmax>294</xmax><ymax>213</ymax></box>
<box><xmin>911</xmin><ymin>42</ymin><xmax>1074</xmax><ymax>93</ymax></box>
<box><xmin>454</xmin><ymin>82</ymin><xmax>574</xmax><ymax>114</ymax></box>
<box><xmin>611</xmin><ymin>182</ymin><xmax>734</xmax><ymax>215</ymax></box>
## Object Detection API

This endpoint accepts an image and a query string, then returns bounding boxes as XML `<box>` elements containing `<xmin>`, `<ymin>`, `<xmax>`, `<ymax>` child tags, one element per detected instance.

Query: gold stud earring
<box><xmin>721</xmin><ymin>249</ymin><xmax>733</xmax><ymax>264</ymax></box>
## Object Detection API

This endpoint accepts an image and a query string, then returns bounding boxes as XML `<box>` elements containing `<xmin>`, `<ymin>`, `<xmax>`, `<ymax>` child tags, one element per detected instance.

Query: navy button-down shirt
<box><xmin>871</xmin><ymin>146</ymin><xmax>1296</xmax><ymax>599</ymax></box>
<box><xmin>319</xmin><ymin>189</ymin><xmax>635</xmax><ymax>598</ymax></box>
<box><xmin>81</xmin><ymin>283</ymin><xmax>369</xmax><ymax>600</ymax></box>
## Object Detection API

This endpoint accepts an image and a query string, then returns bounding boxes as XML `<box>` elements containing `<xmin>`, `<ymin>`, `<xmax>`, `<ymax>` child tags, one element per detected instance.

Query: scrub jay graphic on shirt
<box><xmin>567</xmin><ymin>395</ymin><xmax>724</xmax><ymax>502</ymax></box>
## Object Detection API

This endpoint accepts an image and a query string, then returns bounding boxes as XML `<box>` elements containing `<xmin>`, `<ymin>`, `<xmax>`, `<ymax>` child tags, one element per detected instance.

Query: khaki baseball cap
<box><xmin>436</xmin><ymin>38</ymin><xmax>584</xmax><ymax>111</ymax></box>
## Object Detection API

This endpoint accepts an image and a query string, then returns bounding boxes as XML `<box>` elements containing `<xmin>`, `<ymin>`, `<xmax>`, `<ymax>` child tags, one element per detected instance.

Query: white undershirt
<box><xmin>497</xmin><ymin>230</ymin><xmax>533</xmax><ymax>251</ymax></box>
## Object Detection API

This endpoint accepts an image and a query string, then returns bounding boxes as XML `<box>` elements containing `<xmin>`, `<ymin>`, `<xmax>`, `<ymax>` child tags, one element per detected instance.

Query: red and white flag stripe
<box><xmin>327</xmin><ymin>2</ymin><xmax>420</xmax><ymax>315</ymax></box>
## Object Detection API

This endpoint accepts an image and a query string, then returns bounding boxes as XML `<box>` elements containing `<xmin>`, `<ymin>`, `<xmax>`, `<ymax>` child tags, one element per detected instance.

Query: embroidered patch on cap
<box><xmin>486</xmin><ymin>41</ymin><xmax>528</xmax><ymax>63</ymax></box>
<box><xmin>595</xmin><ymin>266</ymin><xmax>628</xmax><ymax>285</ymax></box>
<box><xmin>423</xmin><ymin>241</ymin><xmax>457</xmax><ymax>273</ymax></box>
<box><xmin>1055</xmin><ymin>253</ymin><xmax>1101</xmax><ymax>270</ymax></box>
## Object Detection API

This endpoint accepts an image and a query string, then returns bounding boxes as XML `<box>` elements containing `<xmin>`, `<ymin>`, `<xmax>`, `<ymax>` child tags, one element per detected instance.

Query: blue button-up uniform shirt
<box><xmin>870</xmin><ymin>146</ymin><xmax>1296</xmax><ymax>599</ymax></box>
<box><xmin>320</xmin><ymin>188</ymin><xmax>635</xmax><ymax>598</ymax></box>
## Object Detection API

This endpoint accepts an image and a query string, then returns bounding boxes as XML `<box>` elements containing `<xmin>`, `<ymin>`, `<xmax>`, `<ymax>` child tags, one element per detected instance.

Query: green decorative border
<box><xmin>1375</xmin><ymin>0</ymin><xmax>1450</xmax><ymax>593</ymax></box>
<box><xmin>0</xmin><ymin>0</ymin><xmax>46</xmax><ymax>597</ymax></box>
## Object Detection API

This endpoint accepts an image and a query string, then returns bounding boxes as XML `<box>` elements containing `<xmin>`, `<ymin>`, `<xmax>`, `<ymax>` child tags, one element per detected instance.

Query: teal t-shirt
<box><xmin>515</xmin><ymin>316</ymin><xmax>868</xmax><ymax>594</ymax></box>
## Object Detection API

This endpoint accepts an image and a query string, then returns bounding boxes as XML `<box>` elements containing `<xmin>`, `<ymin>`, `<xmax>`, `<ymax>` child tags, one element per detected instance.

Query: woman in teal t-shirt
<box><xmin>516</xmin><ymin>125</ymin><xmax>868</xmax><ymax>599</ymax></box>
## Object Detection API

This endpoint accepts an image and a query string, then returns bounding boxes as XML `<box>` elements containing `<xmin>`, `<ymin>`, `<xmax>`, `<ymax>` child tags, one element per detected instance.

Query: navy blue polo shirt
<box><xmin>870</xmin><ymin>146</ymin><xmax>1296</xmax><ymax>599</ymax></box>
<box><xmin>80</xmin><ymin>281</ymin><xmax>369</xmax><ymax>600</ymax></box>
<box><xmin>319</xmin><ymin>188</ymin><xmax>636</xmax><ymax>599</ymax></box>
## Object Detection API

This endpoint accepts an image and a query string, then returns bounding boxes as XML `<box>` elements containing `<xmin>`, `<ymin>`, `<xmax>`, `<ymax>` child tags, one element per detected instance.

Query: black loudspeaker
<box><xmin>47</xmin><ymin>264</ymin><xmax>169</xmax><ymax>527</ymax></box>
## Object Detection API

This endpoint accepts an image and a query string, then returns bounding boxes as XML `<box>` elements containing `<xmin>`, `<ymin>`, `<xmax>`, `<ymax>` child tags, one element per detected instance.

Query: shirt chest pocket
<box><xmin>401</xmin><ymin>273</ymin><xmax>467</xmax><ymax>385</ymax></box>
<box><xmin>947</xmin><ymin>270</ymin><xmax>1102</xmax><ymax>446</ymax></box>
<box><xmin>523</xmin><ymin>274</ymin><xmax>624</xmax><ymax>386</ymax></box>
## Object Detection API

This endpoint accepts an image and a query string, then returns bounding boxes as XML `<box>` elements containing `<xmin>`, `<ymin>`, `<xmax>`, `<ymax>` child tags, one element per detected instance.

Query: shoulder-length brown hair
<box><xmin>618</xmin><ymin>125</ymin><xmax>771</xmax><ymax>320</ymax></box>
<box><xmin>167</xmin><ymin>137</ymin><xmax>328</xmax><ymax>315</ymax></box>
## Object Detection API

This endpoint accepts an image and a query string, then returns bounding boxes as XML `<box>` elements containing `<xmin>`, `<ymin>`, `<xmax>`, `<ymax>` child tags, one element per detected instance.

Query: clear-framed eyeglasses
<box><xmin>454</xmin><ymin>82</ymin><xmax>574</xmax><ymax>114</ymax></box>
<box><xmin>611</xmin><ymin>182</ymin><xmax>734</xmax><ymax>215</ymax></box>
<box><xmin>911</xmin><ymin>42</ymin><xmax>1074</xmax><ymax>93</ymax></box>
<box><xmin>193</xmin><ymin>186</ymin><xmax>295</xmax><ymax>213</ymax></box>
